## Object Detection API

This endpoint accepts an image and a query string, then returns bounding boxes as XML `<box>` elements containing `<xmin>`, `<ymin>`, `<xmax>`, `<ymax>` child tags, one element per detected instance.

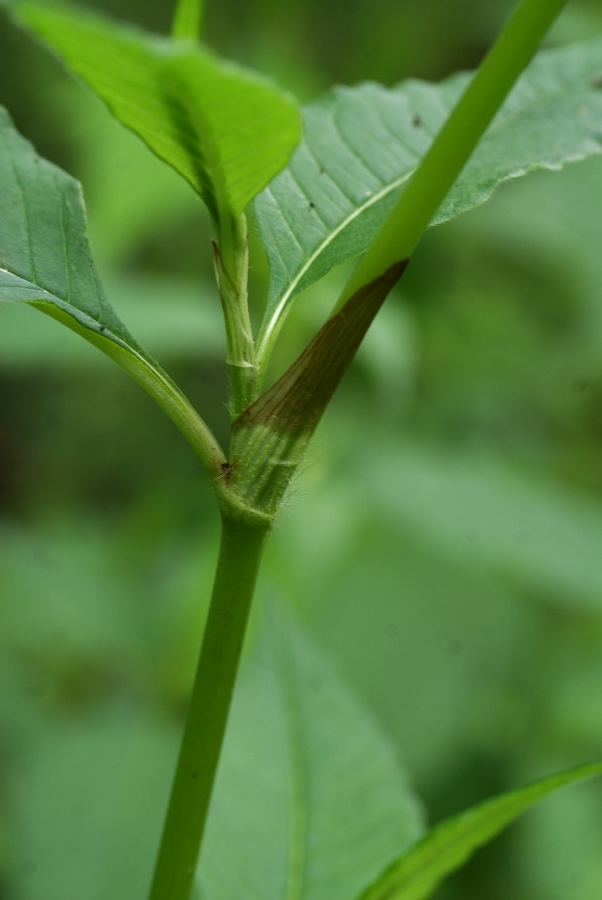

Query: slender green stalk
<box><xmin>337</xmin><ymin>0</ymin><xmax>568</xmax><ymax>306</ymax></box>
<box><xmin>150</xmin><ymin>4</ymin><xmax>569</xmax><ymax>899</ymax></box>
<box><xmin>149</xmin><ymin>515</ymin><xmax>270</xmax><ymax>900</ymax></box>
<box><xmin>212</xmin><ymin>212</ymin><xmax>258</xmax><ymax>418</ymax></box>
<box><xmin>171</xmin><ymin>0</ymin><xmax>204</xmax><ymax>40</ymax></box>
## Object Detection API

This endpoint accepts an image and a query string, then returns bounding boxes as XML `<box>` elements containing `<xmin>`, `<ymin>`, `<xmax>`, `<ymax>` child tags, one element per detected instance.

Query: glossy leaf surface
<box><xmin>14</xmin><ymin>0</ymin><xmax>301</xmax><ymax>223</ymax></box>
<box><xmin>255</xmin><ymin>36</ymin><xmax>602</xmax><ymax>360</ymax></box>
<box><xmin>357</xmin><ymin>762</ymin><xmax>602</xmax><ymax>900</ymax></box>
<box><xmin>198</xmin><ymin>614</ymin><xmax>424</xmax><ymax>900</ymax></box>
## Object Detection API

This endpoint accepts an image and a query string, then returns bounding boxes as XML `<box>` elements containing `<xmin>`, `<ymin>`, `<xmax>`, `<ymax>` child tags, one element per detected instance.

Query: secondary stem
<box><xmin>213</xmin><ymin>212</ymin><xmax>258</xmax><ymax>418</ymax></box>
<box><xmin>149</xmin><ymin>514</ymin><xmax>270</xmax><ymax>900</ymax></box>
<box><xmin>338</xmin><ymin>0</ymin><xmax>568</xmax><ymax>306</ymax></box>
<box><xmin>171</xmin><ymin>0</ymin><xmax>204</xmax><ymax>40</ymax></box>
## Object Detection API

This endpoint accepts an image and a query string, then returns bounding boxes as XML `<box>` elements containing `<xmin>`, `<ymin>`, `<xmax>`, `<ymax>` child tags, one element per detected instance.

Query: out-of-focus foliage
<box><xmin>358</xmin><ymin>762</ymin><xmax>602</xmax><ymax>900</ymax></box>
<box><xmin>198</xmin><ymin>614</ymin><xmax>424</xmax><ymax>900</ymax></box>
<box><xmin>1</xmin><ymin>1</ymin><xmax>602</xmax><ymax>899</ymax></box>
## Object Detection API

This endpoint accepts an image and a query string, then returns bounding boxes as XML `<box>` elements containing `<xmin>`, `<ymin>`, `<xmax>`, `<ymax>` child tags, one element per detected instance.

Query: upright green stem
<box><xmin>150</xmin><ymin>3</ymin><xmax>569</xmax><ymax>899</ymax></box>
<box><xmin>338</xmin><ymin>0</ymin><xmax>568</xmax><ymax>306</ymax></box>
<box><xmin>213</xmin><ymin>212</ymin><xmax>258</xmax><ymax>418</ymax></box>
<box><xmin>149</xmin><ymin>515</ymin><xmax>270</xmax><ymax>900</ymax></box>
<box><xmin>171</xmin><ymin>0</ymin><xmax>204</xmax><ymax>40</ymax></box>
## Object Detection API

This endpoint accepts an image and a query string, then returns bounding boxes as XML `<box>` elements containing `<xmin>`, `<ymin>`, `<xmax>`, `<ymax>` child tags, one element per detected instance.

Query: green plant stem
<box><xmin>171</xmin><ymin>0</ymin><xmax>204</xmax><ymax>40</ymax></box>
<box><xmin>337</xmin><ymin>0</ymin><xmax>568</xmax><ymax>306</ymax></box>
<box><xmin>213</xmin><ymin>212</ymin><xmax>258</xmax><ymax>418</ymax></box>
<box><xmin>150</xmin><ymin>4</ymin><xmax>569</xmax><ymax>898</ymax></box>
<box><xmin>149</xmin><ymin>514</ymin><xmax>270</xmax><ymax>900</ymax></box>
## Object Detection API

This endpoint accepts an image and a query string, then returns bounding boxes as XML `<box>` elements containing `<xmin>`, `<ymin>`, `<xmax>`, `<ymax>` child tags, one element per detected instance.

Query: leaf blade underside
<box><xmin>13</xmin><ymin>0</ymin><xmax>301</xmax><ymax>224</ymax></box>
<box><xmin>255</xmin><ymin>35</ymin><xmax>602</xmax><ymax>364</ymax></box>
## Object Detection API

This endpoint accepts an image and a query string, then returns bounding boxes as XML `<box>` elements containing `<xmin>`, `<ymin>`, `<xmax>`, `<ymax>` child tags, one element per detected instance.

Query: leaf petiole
<box><xmin>32</xmin><ymin>301</ymin><xmax>228</xmax><ymax>482</ymax></box>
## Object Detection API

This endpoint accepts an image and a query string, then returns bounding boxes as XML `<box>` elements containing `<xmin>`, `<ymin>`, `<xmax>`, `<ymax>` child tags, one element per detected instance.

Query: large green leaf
<box><xmin>356</xmin><ymin>762</ymin><xmax>602</xmax><ymax>900</ymax></box>
<box><xmin>13</xmin><ymin>0</ymin><xmax>301</xmax><ymax>224</ymax></box>
<box><xmin>0</xmin><ymin>106</ymin><xmax>222</xmax><ymax>470</ymax></box>
<box><xmin>197</xmin><ymin>613</ymin><xmax>424</xmax><ymax>900</ymax></box>
<box><xmin>254</xmin><ymin>35</ymin><xmax>602</xmax><ymax>362</ymax></box>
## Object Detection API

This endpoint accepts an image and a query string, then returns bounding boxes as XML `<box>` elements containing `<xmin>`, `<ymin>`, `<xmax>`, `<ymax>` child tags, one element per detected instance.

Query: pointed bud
<box><xmin>226</xmin><ymin>259</ymin><xmax>408</xmax><ymax>518</ymax></box>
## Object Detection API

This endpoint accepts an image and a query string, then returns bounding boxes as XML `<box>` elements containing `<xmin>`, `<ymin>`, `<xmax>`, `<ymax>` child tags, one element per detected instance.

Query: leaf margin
<box><xmin>356</xmin><ymin>761</ymin><xmax>602</xmax><ymax>900</ymax></box>
<box><xmin>254</xmin><ymin>34</ymin><xmax>602</xmax><ymax>374</ymax></box>
<box><xmin>10</xmin><ymin>0</ymin><xmax>302</xmax><ymax>224</ymax></box>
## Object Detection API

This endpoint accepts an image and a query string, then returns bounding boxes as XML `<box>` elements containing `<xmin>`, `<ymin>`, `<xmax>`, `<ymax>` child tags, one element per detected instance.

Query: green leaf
<box><xmin>13</xmin><ymin>0</ymin><xmax>301</xmax><ymax>224</ymax></box>
<box><xmin>356</xmin><ymin>762</ymin><xmax>602</xmax><ymax>900</ymax></box>
<box><xmin>198</xmin><ymin>613</ymin><xmax>424</xmax><ymax>900</ymax></box>
<box><xmin>0</xmin><ymin>106</ymin><xmax>224</xmax><ymax>474</ymax></box>
<box><xmin>254</xmin><ymin>35</ymin><xmax>602</xmax><ymax>365</ymax></box>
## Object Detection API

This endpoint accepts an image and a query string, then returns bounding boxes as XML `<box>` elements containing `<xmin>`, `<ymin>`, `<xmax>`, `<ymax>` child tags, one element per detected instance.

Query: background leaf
<box><xmin>361</xmin><ymin>441</ymin><xmax>602</xmax><ymax>611</ymax></box>
<box><xmin>14</xmin><ymin>0</ymin><xmax>301</xmax><ymax>223</ymax></box>
<box><xmin>254</xmin><ymin>35</ymin><xmax>602</xmax><ymax>360</ymax></box>
<box><xmin>356</xmin><ymin>762</ymin><xmax>602</xmax><ymax>900</ymax></box>
<box><xmin>197</xmin><ymin>612</ymin><xmax>424</xmax><ymax>900</ymax></box>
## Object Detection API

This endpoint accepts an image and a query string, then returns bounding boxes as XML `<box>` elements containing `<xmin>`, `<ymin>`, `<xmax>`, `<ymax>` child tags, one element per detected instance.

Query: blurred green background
<box><xmin>2</xmin><ymin>0</ymin><xmax>602</xmax><ymax>897</ymax></box>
